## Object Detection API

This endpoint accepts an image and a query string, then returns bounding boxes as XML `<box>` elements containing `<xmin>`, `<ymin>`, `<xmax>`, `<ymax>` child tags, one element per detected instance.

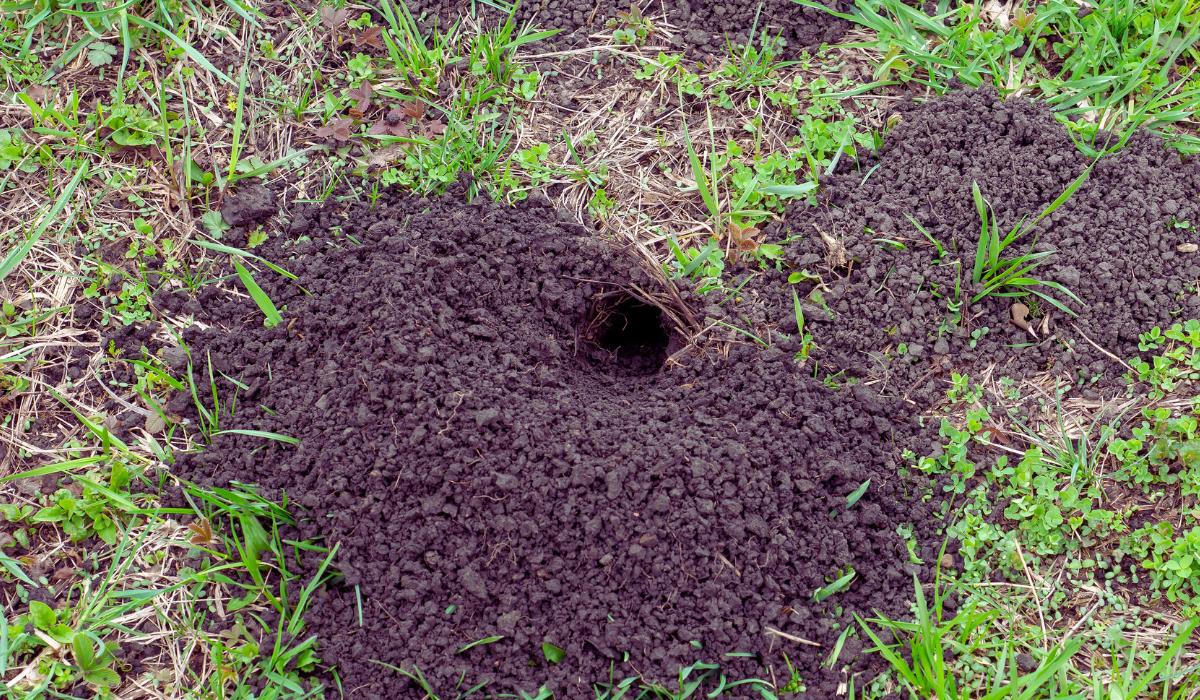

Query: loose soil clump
<box><xmin>403</xmin><ymin>0</ymin><xmax>851</xmax><ymax>57</ymax></box>
<box><xmin>760</xmin><ymin>88</ymin><xmax>1200</xmax><ymax>403</ymax></box>
<box><xmin>164</xmin><ymin>187</ymin><xmax>941</xmax><ymax>695</ymax></box>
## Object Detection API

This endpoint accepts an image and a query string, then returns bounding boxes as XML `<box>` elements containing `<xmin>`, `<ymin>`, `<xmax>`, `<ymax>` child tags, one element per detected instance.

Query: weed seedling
<box><xmin>967</xmin><ymin>173</ymin><xmax>1089</xmax><ymax>314</ymax></box>
<box><xmin>791</xmin><ymin>288</ymin><xmax>815</xmax><ymax>363</ymax></box>
<box><xmin>813</xmin><ymin>567</ymin><xmax>856</xmax><ymax>602</ymax></box>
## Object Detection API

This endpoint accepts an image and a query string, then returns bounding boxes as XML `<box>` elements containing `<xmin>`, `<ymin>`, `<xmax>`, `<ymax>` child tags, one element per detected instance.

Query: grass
<box><xmin>797</xmin><ymin>0</ymin><xmax>1200</xmax><ymax>155</ymax></box>
<box><xmin>2</xmin><ymin>0</ymin><xmax>1199</xmax><ymax>697</ymax></box>
<box><xmin>967</xmin><ymin>178</ymin><xmax>1083</xmax><ymax>315</ymax></box>
<box><xmin>0</xmin><ymin>446</ymin><xmax>323</xmax><ymax>696</ymax></box>
<box><xmin>897</xmin><ymin>338</ymin><xmax>1200</xmax><ymax>696</ymax></box>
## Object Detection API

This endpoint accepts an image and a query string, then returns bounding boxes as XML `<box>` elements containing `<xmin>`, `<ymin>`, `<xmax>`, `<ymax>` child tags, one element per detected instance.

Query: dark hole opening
<box><xmin>581</xmin><ymin>294</ymin><xmax>672</xmax><ymax>376</ymax></box>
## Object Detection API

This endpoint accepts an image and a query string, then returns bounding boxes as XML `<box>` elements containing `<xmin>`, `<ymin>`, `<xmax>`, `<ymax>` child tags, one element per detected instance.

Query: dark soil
<box><xmin>756</xmin><ymin>88</ymin><xmax>1200</xmax><ymax>404</ymax></box>
<box><xmin>163</xmin><ymin>186</ymin><xmax>942</xmax><ymax>695</ymax></box>
<box><xmin>403</xmin><ymin>0</ymin><xmax>851</xmax><ymax>57</ymax></box>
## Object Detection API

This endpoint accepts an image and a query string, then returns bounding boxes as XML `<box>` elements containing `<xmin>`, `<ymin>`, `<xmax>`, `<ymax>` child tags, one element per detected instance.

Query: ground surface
<box><xmin>2</xmin><ymin>0</ymin><xmax>1200</xmax><ymax>698</ymax></box>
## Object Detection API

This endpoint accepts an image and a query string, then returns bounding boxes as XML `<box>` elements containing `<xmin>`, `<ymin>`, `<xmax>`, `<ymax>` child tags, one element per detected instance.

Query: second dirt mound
<box><xmin>404</xmin><ymin>0</ymin><xmax>851</xmax><ymax>57</ymax></box>
<box><xmin>166</xmin><ymin>187</ymin><xmax>941</xmax><ymax>695</ymax></box>
<box><xmin>761</xmin><ymin>88</ymin><xmax>1200</xmax><ymax>403</ymax></box>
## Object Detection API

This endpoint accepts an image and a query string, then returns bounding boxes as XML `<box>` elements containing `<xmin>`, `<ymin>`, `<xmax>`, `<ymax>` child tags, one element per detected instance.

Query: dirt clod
<box><xmin>220</xmin><ymin>184</ymin><xmax>278</xmax><ymax>228</ymax></box>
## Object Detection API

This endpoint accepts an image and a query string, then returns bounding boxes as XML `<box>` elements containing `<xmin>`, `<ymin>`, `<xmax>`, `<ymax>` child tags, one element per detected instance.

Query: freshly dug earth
<box><xmin>760</xmin><ymin>88</ymin><xmax>1200</xmax><ymax>403</ymax></box>
<box><xmin>164</xmin><ymin>187</ymin><xmax>941</xmax><ymax>695</ymax></box>
<box><xmin>403</xmin><ymin>0</ymin><xmax>851</xmax><ymax>57</ymax></box>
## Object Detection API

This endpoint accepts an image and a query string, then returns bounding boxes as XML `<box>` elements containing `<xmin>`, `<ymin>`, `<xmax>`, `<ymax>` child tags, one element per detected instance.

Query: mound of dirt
<box><xmin>163</xmin><ymin>187</ymin><xmax>941</xmax><ymax>695</ymax></box>
<box><xmin>758</xmin><ymin>88</ymin><xmax>1200</xmax><ymax>403</ymax></box>
<box><xmin>404</xmin><ymin>0</ymin><xmax>851</xmax><ymax>57</ymax></box>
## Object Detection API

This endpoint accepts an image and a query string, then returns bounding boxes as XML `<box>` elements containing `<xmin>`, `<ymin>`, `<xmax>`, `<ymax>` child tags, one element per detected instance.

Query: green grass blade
<box><xmin>681</xmin><ymin>120</ymin><xmax>719</xmax><ymax>223</ymax></box>
<box><xmin>1023</xmin><ymin>165</ymin><xmax>1093</xmax><ymax>234</ymax></box>
<box><xmin>971</xmin><ymin>181</ymin><xmax>989</xmax><ymax>284</ymax></box>
<box><xmin>1126</xmin><ymin>618</ymin><xmax>1197</xmax><ymax>697</ymax></box>
<box><xmin>761</xmin><ymin>182</ymin><xmax>817</xmax><ymax>198</ymax></box>
<box><xmin>813</xmin><ymin>569</ymin><xmax>856</xmax><ymax>602</ymax></box>
<box><xmin>212</xmin><ymin>429</ymin><xmax>300</xmax><ymax>445</ymax></box>
<box><xmin>792</xmin><ymin>288</ymin><xmax>805</xmax><ymax>336</ymax></box>
<box><xmin>906</xmin><ymin>214</ymin><xmax>943</xmax><ymax>257</ymax></box>
<box><xmin>127</xmin><ymin>16</ymin><xmax>233</xmax><ymax>85</ymax></box>
<box><xmin>194</xmin><ymin>238</ymin><xmax>298</xmax><ymax>280</ymax></box>
<box><xmin>457</xmin><ymin>635</ymin><xmax>504</xmax><ymax>653</ymax></box>
<box><xmin>0</xmin><ymin>552</ymin><xmax>37</xmax><ymax>587</ymax></box>
<box><xmin>227</xmin><ymin>56</ymin><xmax>250</xmax><ymax>181</ymax></box>
<box><xmin>0</xmin><ymin>455</ymin><xmax>107</xmax><ymax>483</ymax></box>
<box><xmin>228</xmin><ymin>146</ymin><xmax>316</xmax><ymax>184</ymax></box>
<box><xmin>1027</xmin><ymin>286</ymin><xmax>1080</xmax><ymax>317</ymax></box>
<box><xmin>232</xmin><ymin>259</ymin><xmax>283</xmax><ymax>327</ymax></box>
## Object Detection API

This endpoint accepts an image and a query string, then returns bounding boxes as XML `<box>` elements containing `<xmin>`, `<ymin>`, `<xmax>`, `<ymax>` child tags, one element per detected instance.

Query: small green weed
<box><xmin>666</xmin><ymin>238</ymin><xmax>725</xmax><ymax>293</ymax></box>
<box><xmin>967</xmin><ymin>179</ymin><xmax>1084</xmax><ymax>314</ymax></box>
<box><xmin>1128</xmin><ymin>319</ymin><xmax>1200</xmax><ymax>398</ymax></box>
<box><xmin>1123</xmin><ymin>523</ymin><xmax>1200</xmax><ymax>605</ymax></box>
<box><xmin>813</xmin><ymin>567</ymin><xmax>856</xmax><ymax>602</ymax></box>
<box><xmin>606</xmin><ymin>5</ymin><xmax>655</xmax><ymax>46</ymax></box>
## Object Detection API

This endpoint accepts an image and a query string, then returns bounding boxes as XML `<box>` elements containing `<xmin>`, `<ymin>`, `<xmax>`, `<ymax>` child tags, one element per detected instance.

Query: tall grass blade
<box><xmin>127</xmin><ymin>16</ymin><xmax>233</xmax><ymax>85</ymax></box>
<box><xmin>213</xmin><ymin>429</ymin><xmax>300</xmax><ymax>445</ymax></box>
<box><xmin>970</xmin><ymin>181</ymin><xmax>989</xmax><ymax>284</ymax></box>
<box><xmin>681</xmin><ymin>120</ymin><xmax>719</xmax><ymax>224</ymax></box>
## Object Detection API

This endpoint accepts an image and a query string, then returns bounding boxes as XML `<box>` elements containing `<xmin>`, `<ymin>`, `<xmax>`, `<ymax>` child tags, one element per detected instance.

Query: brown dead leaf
<box><xmin>315</xmin><ymin>117</ymin><xmax>354</xmax><ymax>142</ymax></box>
<box><xmin>369</xmin><ymin>119</ymin><xmax>411</xmax><ymax>137</ymax></box>
<box><xmin>727</xmin><ymin>222</ymin><xmax>761</xmax><ymax>253</ymax></box>
<box><xmin>422</xmin><ymin>119</ymin><xmax>445</xmax><ymax>137</ymax></box>
<box><xmin>347</xmin><ymin>82</ymin><xmax>373</xmax><ymax>119</ymax></box>
<box><xmin>980</xmin><ymin>423</ymin><xmax>1011</xmax><ymax>445</ymax></box>
<box><xmin>50</xmin><ymin>567</ymin><xmax>76</xmax><ymax>584</ymax></box>
<box><xmin>188</xmin><ymin>518</ymin><xmax>214</xmax><ymax>546</ymax></box>
<box><xmin>319</xmin><ymin>7</ymin><xmax>349</xmax><ymax>31</ymax></box>
<box><xmin>401</xmin><ymin>101</ymin><xmax>426</xmax><ymax>120</ymax></box>
<box><xmin>144</xmin><ymin>413</ymin><xmax>166</xmax><ymax>434</ymax></box>
<box><xmin>351</xmin><ymin>26</ymin><xmax>383</xmax><ymax>49</ymax></box>
<box><xmin>1010</xmin><ymin>302</ymin><xmax>1035</xmax><ymax>337</ymax></box>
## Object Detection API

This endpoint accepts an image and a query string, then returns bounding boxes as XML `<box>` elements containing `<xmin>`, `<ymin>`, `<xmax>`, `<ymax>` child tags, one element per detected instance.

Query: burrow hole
<box><xmin>580</xmin><ymin>292</ymin><xmax>674</xmax><ymax>377</ymax></box>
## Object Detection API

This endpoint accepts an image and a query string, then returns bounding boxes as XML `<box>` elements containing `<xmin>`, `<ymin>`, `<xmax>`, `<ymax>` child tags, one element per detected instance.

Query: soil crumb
<box><xmin>164</xmin><ymin>187</ymin><xmax>940</xmax><ymax>695</ymax></box>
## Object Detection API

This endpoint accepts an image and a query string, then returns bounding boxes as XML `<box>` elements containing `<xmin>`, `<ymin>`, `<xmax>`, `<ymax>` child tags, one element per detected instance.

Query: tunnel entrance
<box><xmin>580</xmin><ymin>293</ymin><xmax>672</xmax><ymax>376</ymax></box>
